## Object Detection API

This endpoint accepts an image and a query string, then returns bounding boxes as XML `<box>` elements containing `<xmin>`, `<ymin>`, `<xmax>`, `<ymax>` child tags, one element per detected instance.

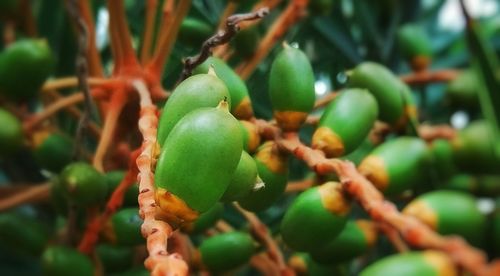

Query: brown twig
<box><xmin>314</xmin><ymin>91</ymin><xmax>339</xmax><ymax>109</ymax></box>
<box><xmin>400</xmin><ymin>69</ymin><xmax>460</xmax><ymax>85</ymax></box>
<box><xmin>0</xmin><ymin>183</ymin><xmax>51</xmax><ymax>211</ymax></box>
<box><xmin>376</xmin><ymin>222</ymin><xmax>409</xmax><ymax>253</ymax></box>
<box><xmin>285</xmin><ymin>179</ymin><xmax>314</xmax><ymax>193</ymax></box>
<box><xmin>178</xmin><ymin>8</ymin><xmax>270</xmax><ymax>83</ymax></box>
<box><xmin>418</xmin><ymin>124</ymin><xmax>457</xmax><ymax>142</ymax></box>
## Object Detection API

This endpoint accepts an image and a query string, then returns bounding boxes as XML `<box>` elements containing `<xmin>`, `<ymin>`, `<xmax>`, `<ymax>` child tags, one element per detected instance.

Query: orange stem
<box><xmin>41</xmin><ymin>77</ymin><xmax>115</xmax><ymax>92</ymax></box>
<box><xmin>0</xmin><ymin>183</ymin><xmax>50</xmax><ymax>211</ymax></box>
<box><xmin>78</xmin><ymin>0</ymin><xmax>104</xmax><ymax>77</ymax></box>
<box><xmin>140</xmin><ymin>0</ymin><xmax>158</xmax><ymax>64</ymax></box>
<box><xmin>400</xmin><ymin>69</ymin><xmax>460</xmax><ymax>85</ymax></box>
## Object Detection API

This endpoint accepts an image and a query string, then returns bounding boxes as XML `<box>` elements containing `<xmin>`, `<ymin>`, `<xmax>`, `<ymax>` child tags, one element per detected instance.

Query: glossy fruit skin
<box><xmin>310</xmin><ymin>220</ymin><xmax>376</xmax><ymax>264</ymax></box>
<box><xmin>313</xmin><ymin>89</ymin><xmax>378</xmax><ymax>157</ymax></box>
<box><xmin>0</xmin><ymin>212</ymin><xmax>48</xmax><ymax>256</ymax></box>
<box><xmin>238</xmin><ymin>141</ymin><xmax>288</xmax><ymax>212</ymax></box>
<box><xmin>430</xmin><ymin>139</ymin><xmax>457</xmax><ymax>181</ymax></box>
<box><xmin>199</xmin><ymin>231</ymin><xmax>255</xmax><ymax>272</ymax></box>
<box><xmin>105</xmin><ymin>171</ymin><xmax>138</xmax><ymax>207</ymax></box>
<box><xmin>41</xmin><ymin>246</ymin><xmax>94</xmax><ymax>276</ymax></box>
<box><xmin>347</xmin><ymin>62</ymin><xmax>406</xmax><ymax>126</ymax></box>
<box><xmin>358</xmin><ymin>137</ymin><xmax>431</xmax><ymax>195</ymax></box>
<box><xmin>281</xmin><ymin>182</ymin><xmax>350</xmax><ymax>252</ymax></box>
<box><xmin>59</xmin><ymin>162</ymin><xmax>107</xmax><ymax>206</ymax></box>
<box><xmin>403</xmin><ymin>190</ymin><xmax>486</xmax><ymax>247</ymax></box>
<box><xmin>360</xmin><ymin>251</ymin><xmax>456</xmax><ymax>276</ymax></box>
<box><xmin>193</xmin><ymin>57</ymin><xmax>253</xmax><ymax>119</ymax></box>
<box><xmin>96</xmin><ymin>244</ymin><xmax>133</xmax><ymax>273</ymax></box>
<box><xmin>269</xmin><ymin>44</ymin><xmax>315</xmax><ymax>131</ymax></box>
<box><xmin>233</xmin><ymin>26</ymin><xmax>260</xmax><ymax>58</ymax></box>
<box><xmin>446</xmin><ymin>70</ymin><xmax>479</xmax><ymax>111</ymax></box>
<box><xmin>0</xmin><ymin>39</ymin><xmax>54</xmax><ymax>101</ymax></box>
<box><xmin>156</xmin><ymin>73</ymin><xmax>230</xmax><ymax>146</ymax></box>
<box><xmin>33</xmin><ymin>132</ymin><xmax>73</xmax><ymax>173</ymax></box>
<box><xmin>452</xmin><ymin>120</ymin><xmax>500</xmax><ymax>174</ymax></box>
<box><xmin>239</xmin><ymin>120</ymin><xmax>261</xmax><ymax>153</ymax></box>
<box><xmin>103</xmin><ymin>207</ymin><xmax>144</xmax><ymax>246</ymax></box>
<box><xmin>221</xmin><ymin>151</ymin><xmax>259</xmax><ymax>202</ymax></box>
<box><xmin>183</xmin><ymin>202</ymin><xmax>224</xmax><ymax>234</ymax></box>
<box><xmin>0</xmin><ymin>108</ymin><xmax>23</xmax><ymax>155</ymax></box>
<box><xmin>178</xmin><ymin>17</ymin><xmax>213</xmax><ymax>47</ymax></box>
<box><xmin>397</xmin><ymin>24</ymin><xmax>432</xmax><ymax>71</ymax></box>
<box><xmin>155</xmin><ymin>104</ymin><xmax>242</xmax><ymax>222</ymax></box>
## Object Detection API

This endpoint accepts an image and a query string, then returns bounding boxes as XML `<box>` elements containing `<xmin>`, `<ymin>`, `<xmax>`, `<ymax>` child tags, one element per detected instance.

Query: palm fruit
<box><xmin>96</xmin><ymin>244</ymin><xmax>133</xmax><ymax>273</ymax></box>
<box><xmin>430</xmin><ymin>139</ymin><xmax>457</xmax><ymax>181</ymax></box>
<box><xmin>178</xmin><ymin>17</ymin><xmax>213</xmax><ymax>47</ymax></box>
<box><xmin>446</xmin><ymin>70</ymin><xmax>479</xmax><ymax>111</ymax></box>
<box><xmin>358</xmin><ymin>137</ymin><xmax>431</xmax><ymax>195</ymax></box>
<box><xmin>403</xmin><ymin>190</ymin><xmax>486</xmax><ymax>246</ymax></box>
<box><xmin>288</xmin><ymin>253</ymin><xmax>348</xmax><ymax>276</ymax></box>
<box><xmin>0</xmin><ymin>108</ymin><xmax>23</xmax><ymax>155</ymax></box>
<box><xmin>233</xmin><ymin>26</ymin><xmax>260</xmax><ymax>58</ymax></box>
<box><xmin>59</xmin><ymin>162</ymin><xmax>107</xmax><ymax>206</ymax></box>
<box><xmin>156</xmin><ymin>72</ymin><xmax>230</xmax><ymax>146</ymax></box>
<box><xmin>238</xmin><ymin>141</ymin><xmax>288</xmax><ymax>212</ymax></box>
<box><xmin>182</xmin><ymin>203</ymin><xmax>224</xmax><ymax>234</ymax></box>
<box><xmin>239</xmin><ymin>120</ymin><xmax>261</xmax><ymax>153</ymax></box>
<box><xmin>452</xmin><ymin>120</ymin><xmax>500</xmax><ymax>174</ymax></box>
<box><xmin>360</xmin><ymin>251</ymin><xmax>457</xmax><ymax>276</ymax></box>
<box><xmin>0</xmin><ymin>39</ymin><xmax>54</xmax><ymax>101</ymax></box>
<box><xmin>199</xmin><ymin>231</ymin><xmax>255</xmax><ymax>272</ymax></box>
<box><xmin>103</xmin><ymin>207</ymin><xmax>144</xmax><ymax>246</ymax></box>
<box><xmin>193</xmin><ymin>57</ymin><xmax>253</xmax><ymax>119</ymax></box>
<box><xmin>269</xmin><ymin>43</ymin><xmax>315</xmax><ymax>131</ymax></box>
<box><xmin>310</xmin><ymin>220</ymin><xmax>377</xmax><ymax>264</ymax></box>
<box><xmin>312</xmin><ymin>89</ymin><xmax>378</xmax><ymax>157</ymax></box>
<box><xmin>442</xmin><ymin>174</ymin><xmax>477</xmax><ymax>193</ymax></box>
<box><xmin>32</xmin><ymin>132</ymin><xmax>73</xmax><ymax>173</ymax></box>
<box><xmin>221</xmin><ymin>151</ymin><xmax>260</xmax><ymax>202</ymax></box>
<box><xmin>397</xmin><ymin>24</ymin><xmax>432</xmax><ymax>72</ymax></box>
<box><xmin>281</xmin><ymin>182</ymin><xmax>351</xmax><ymax>252</ymax></box>
<box><xmin>155</xmin><ymin>101</ymin><xmax>242</xmax><ymax>227</ymax></box>
<box><xmin>0</xmin><ymin>212</ymin><xmax>49</xmax><ymax>256</ymax></box>
<box><xmin>347</xmin><ymin>62</ymin><xmax>409</xmax><ymax>127</ymax></box>
<box><xmin>41</xmin><ymin>246</ymin><xmax>94</xmax><ymax>276</ymax></box>
<box><xmin>105</xmin><ymin>171</ymin><xmax>138</xmax><ymax>207</ymax></box>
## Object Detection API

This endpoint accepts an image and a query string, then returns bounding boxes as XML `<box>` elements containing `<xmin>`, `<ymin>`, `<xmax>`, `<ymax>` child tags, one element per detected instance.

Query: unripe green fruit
<box><xmin>0</xmin><ymin>39</ymin><xmax>54</xmax><ymax>101</ymax></box>
<box><xmin>193</xmin><ymin>57</ymin><xmax>253</xmax><ymax>119</ymax></box>
<box><xmin>446</xmin><ymin>70</ymin><xmax>479</xmax><ymax>111</ymax></box>
<box><xmin>0</xmin><ymin>212</ymin><xmax>49</xmax><ymax>256</ymax></box>
<box><xmin>105</xmin><ymin>171</ymin><xmax>138</xmax><ymax>207</ymax></box>
<box><xmin>199</xmin><ymin>231</ymin><xmax>255</xmax><ymax>272</ymax></box>
<box><xmin>442</xmin><ymin>174</ymin><xmax>477</xmax><ymax>193</ymax></box>
<box><xmin>358</xmin><ymin>137</ymin><xmax>431</xmax><ymax>195</ymax></box>
<box><xmin>239</xmin><ymin>120</ymin><xmax>261</xmax><ymax>153</ymax></box>
<box><xmin>33</xmin><ymin>132</ymin><xmax>73</xmax><ymax>173</ymax></box>
<box><xmin>281</xmin><ymin>182</ymin><xmax>351</xmax><ymax>252</ymax></box>
<box><xmin>96</xmin><ymin>244</ymin><xmax>133</xmax><ymax>273</ymax></box>
<box><xmin>269</xmin><ymin>43</ymin><xmax>315</xmax><ymax>131</ymax></box>
<box><xmin>360</xmin><ymin>251</ymin><xmax>456</xmax><ymax>276</ymax></box>
<box><xmin>430</xmin><ymin>139</ymin><xmax>457</xmax><ymax>181</ymax></box>
<box><xmin>42</xmin><ymin>246</ymin><xmax>94</xmax><ymax>276</ymax></box>
<box><xmin>313</xmin><ymin>89</ymin><xmax>378</xmax><ymax>157</ymax></box>
<box><xmin>155</xmin><ymin>102</ymin><xmax>242</xmax><ymax>226</ymax></box>
<box><xmin>233</xmin><ymin>26</ymin><xmax>260</xmax><ymax>58</ymax></box>
<box><xmin>103</xmin><ymin>207</ymin><xmax>144</xmax><ymax>246</ymax></box>
<box><xmin>347</xmin><ymin>62</ymin><xmax>407</xmax><ymax>126</ymax></box>
<box><xmin>310</xmin><ymin>220</ymin><xmax>376</xmax><ymax>264</ymax></box>
<box><xmin>59</xmin><ymin>162</ymin><xmax>107</xmax><ymax>206</ymax></box>
<box><xmin>238</xmin><ymin>141</ymin><xmax>288</xmax><ymax>212</ymax></box>
<box><xmin>183</xmin><ymin>202</ymin><xmax>224</xmax><ymax>234</ymax></box>
<box><xmin>178</xmin><ymin>17</ymin><xmax>213</xmax><ymax>47</ymax></box>
<box><xmin>0</xmin><ymin>108</ymin><xmax>23</xmax><ymax>155</ymax></box>
<box><xmin>288</xmin><ymin>253</ymin><xmax>347</xmax><ymax>276</ymax></box>
<box><xmin>156</xmin><ymin>73</ymin><xmax>230</xmax><ymax>146</ymax></box>
<box><xmin>397</xmin><ymin>24</ymin><xmax>432</xmax><ymax>72</ymax></box>
<box><xmin>403</xmin><ymin>190</ymin><xmax>486</xmax><ymax>246</ymax></box>
<box><xmin>221</xmin><ymin>151</ymin><xmax>260</xmax><ymax>202</ymax></box>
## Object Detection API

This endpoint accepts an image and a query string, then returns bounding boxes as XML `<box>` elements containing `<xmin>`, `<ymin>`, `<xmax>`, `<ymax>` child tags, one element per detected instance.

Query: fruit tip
<box><xmin>252</xmin><ymin>176</ymin><xmax>265</xmax><ymax>191</ymax></box>
<box><xmin>207</xmin><ymin>65</ymin><xmax>218</xmax><ymax>77</ymax></box>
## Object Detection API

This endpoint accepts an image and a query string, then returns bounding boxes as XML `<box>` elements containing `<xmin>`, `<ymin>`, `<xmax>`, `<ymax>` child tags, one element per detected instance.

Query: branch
<box><xmin>0</xmin><ymin>183</ymin><xmax>50</xmax><ymax>211</ymax></box>
<box><xmin>178</xmin><ymin>8</ymin><xmax>269</xmax><ymax>83</ymax></box>
<box><xmin>140</xmin><ymin>0</ymin><xmax>158</xmax><ymax>64</ymax></box>
<box><xmin>400</xmin><ymin>69</ymin><xmax>460</xmax><ymax>85</ymax></box>
<box><xmin>41</xmin><ymin>77</ymin><xmax>116</xmax><ymax>92</ymax></box>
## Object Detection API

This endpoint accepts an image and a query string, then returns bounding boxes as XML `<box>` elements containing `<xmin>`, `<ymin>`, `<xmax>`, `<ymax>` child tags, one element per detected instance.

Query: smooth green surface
<box><xmin>41</xmin><ymin>246</ymin><xmax>94</xmax><ymax>276</ymax></box>
<box><xmin>221</xmin><ymin>151</ymin><xmax>258</xmax><ymax>202</ymax></box>
<box><xmin>156</xmin><ymin>74</ymin><xmax>230</xmax><ymax>146</ymax></box>
<box><xmin>59</xmin><ymin>162</ymin><xmax>107</xmax><ymax>206</ymax></box>
<box><xmin>155</xmin><ymin>107</ymin><xmax>242</xmax><ymax>212</ymax></box>
<box><xmin>0</xmin><ymin>108</ymin><xmax>23</xmax><ymax>155</ymax></box>
<box><xmin>397</xmin><ymin>24</ymin><xmax>432</xmax><ymax>59</ymax></box>
<box><xmin>446</xmin><ymin>70</ymin><xmax>479</xmax><ymax>110</ymax></box>
<box><xmin>0</xmin><ymin>212</ymin><xmax>48</xmax><ymax>256</ymax></box>
<box><xmin>360</xmin><ymin>252</ymin><xmax>437</xmax><ymax>276</ymax></box>
<box><xmin>200</xmin><ymin>231</ymin><xmax>255</xmax><ymax>272</ymax></box>
<box><xmin>111</xmin><ymin>208</ymin><xmax>144</xmax><ymax>246</ymax></box>
<box><xmin>430</xmin><ymin>139</ymin><xmax>457</xmax><ymax>181</ymax></box>
<box><xmin>178</xmin><ymin>17</ymin><xmax>213</xmax><ymax>47</ymax></box>
<box><xmin>33</xmin><ymin>133</ymin><xmax>73</xmax><ymax>173</ymax></box>
<box><xmin>298</xmin><ymin>253</ymin><xmax>348</xmax><ymax>276</ymax></box>
<box><xmin>96</xmin><ymin>244</ymin><xmax>133</xmax><ymax>273</ymax></box>
<box><xmin>189</xmin><ymin>203</ymin><xmax>224</xmax><ymax>234</ymax></box>
<box><xmin>233</xmin><ymin>26</ymin><xmax>260</xmax><ymax>58</ymax></box>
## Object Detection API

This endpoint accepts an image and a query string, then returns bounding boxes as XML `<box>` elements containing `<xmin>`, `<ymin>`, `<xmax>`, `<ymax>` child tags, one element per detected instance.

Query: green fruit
<box><xmin>238</xmin><ymin>141</ymin><xmax>288</xmax><ymax>212</ymax></box>
<box><xmin>96</xmin><ymin>244</ymin><xmax>133</xmax><ymax>273</ymax></box>
<box><xmin>233</xmin><ymin>26</ymin><xmax>260</xmax><ymax>58</ymax></box>
<box><xmin>221</xmin><ymin>151</ymin><xmax>259</xmax><ymax>202</ymax></box>
<box><xmin>59</xmin><ymin>162</ymin><xmax>107</xmax><ymax>206</ymax></box>
<box><xmin>0</xmin><ymin>212</ymin><xmax>49</xmax><ymax>256</ymax></box>
<box><xmin>193</xmin><ymin>57</ymin><xmax>253</xmax><ymax>119</ymax></box>
<box><xmin>397</xmin><ymin>24</ymin><xmax>432</xmax><ymax>71</ymax></box>
<box><xmin>281</xmin><ymin>182</ymin><xmax>351</xmax><ymax>252</ymax></box>
<box><xmin>358</xmin><ymin>137</ymin><xmax>431</xmax><ymax>195</ymax></box>
<box><xmin>360</xmin><ymin>251</ymin><xmax>456</xmax><ymax>276</ymax></box>
<box><xmin>403</xmin><ymin>190</ymin><xmax>486</xmax><ymax>246</ymax></box>
<box><xmin>155</xmin><ymin>101</ymin><xmax>242</xmax><ymax>226</ymax></box>
<box><xmin>183</xmin><ymin>203</ymin><xmax>224</xmax><ymax>234</ymax></box>
<box><xmin>430</xmin><ymin>139</ymin><xmax>457</xmax><ymax>181</ymax></box>
<box><xmin>442</xmin><ymin>174</ymin><xmax>477</xmax><ymax>193</ymax></box>
<box><xmin>42</xmin><ymin>246</ymin><xmax>94</xmax><ymax>276</ymax></box>
<box><xmin>157</xmin><ymin>73</ymin><xmax>230</xmax><ymax>146</ymax></box>
<box><xmin>103</xmin><ymin>207</ymin><xmax>144</xmax><ymax>246</ymax></box>
<box><xmin>269</xmin><ymin>43</ymin><xmax>315</xmax><ymax>131</ymax></box>
<box><xmin>199</xmin><ymin>231</ymin><xmax>255</xmax><ymax>272</ymax></box>
<box><xmin>288</xmin><ymin>253</ymin><xmax>348</xmax><ymax>276</ymax></box>
<box><xmin>347</xmin><ymin>62</ymin><xmax>407</xmax><ymax>126</ymax></box>
<box><xmin>313</xmin><ymin>89</ymin><xmax>378</xmax><ymax>157</ymax></box>
<box><xmin>452</xmin><ymin>120</ymin><xmax>500</xmax><ymax>174</ymax></box>
<box><xmin>178</xmin><ymin>17</ymin><xmax>213</xmax><ymax>47</ymax></box>
<box><xmin>33</xmin><ymin>132</ymin><xmax>73</xmax><ymax>173</ymax></box>
<box><xmin>446</xmin><ymin>70</ymin><xmax>479</xmax><ymax>111</ymax></box>
<box><xmin>0</xmin><ymin>108</ymin><xmax>23</xmax><ymax>155</ymax></box>
<box><xmin>105</xmin><ymin>171</ymin><xmax>138</xmax><ymax>207</ymax></box>
<box><xmin>310</xmin><ymin>220</ymin><xmax>376</xmax><ymax>264</ymax></box>
<box><xmin>239</xmin><ymin>120</ymin><xmax>260</xmax><ymax>153</ymax></box>
<box><xmin>0</xmin><ymin>39</ymin><xmax>54</xmax><ymax>101</ymax></box>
